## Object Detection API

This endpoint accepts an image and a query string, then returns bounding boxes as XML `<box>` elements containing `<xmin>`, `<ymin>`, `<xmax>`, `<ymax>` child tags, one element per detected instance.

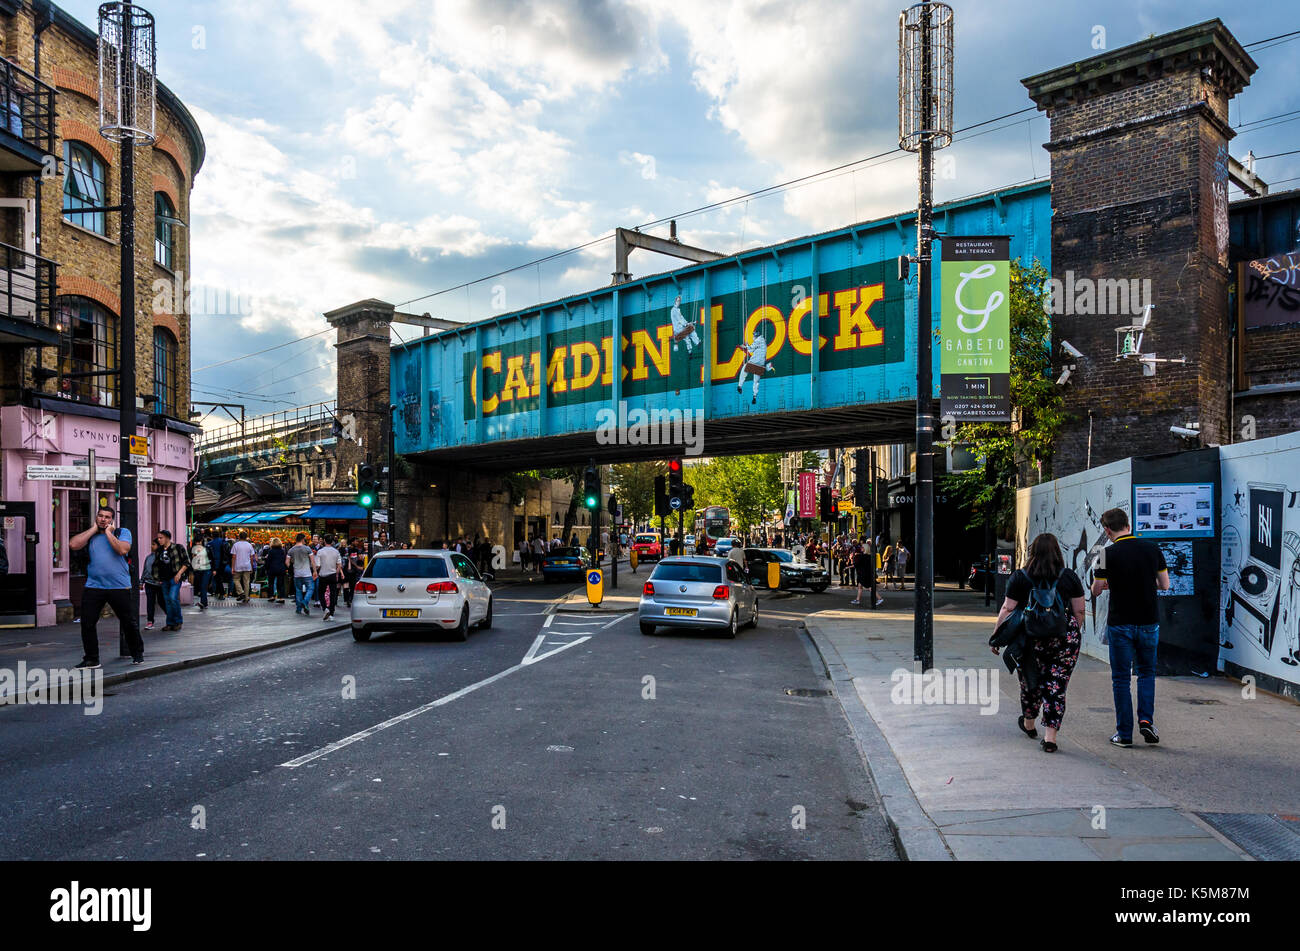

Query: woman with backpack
<box><xmin>990</xmin><ymin>533</ymin><xmax>1087</xmax><ymax>753</ymax></box>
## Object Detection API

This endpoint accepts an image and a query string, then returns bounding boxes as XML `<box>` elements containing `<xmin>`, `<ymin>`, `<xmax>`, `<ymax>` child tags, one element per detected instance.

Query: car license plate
<box><xmin>382</xmin><ymin>609</ymin><xmax>420</xmax><ymax>618</ymax></box>
<box><xmin>665</xmin><ymin>607</ymin><xmax>697</xmax><ymax>617</ymax></box>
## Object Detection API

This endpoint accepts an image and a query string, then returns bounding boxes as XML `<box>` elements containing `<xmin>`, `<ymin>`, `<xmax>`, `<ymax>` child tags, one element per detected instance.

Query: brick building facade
<box><xmin>0</xmin><ymin>0</ymin><xmax>204</xmax><ymax>625</ymax></box>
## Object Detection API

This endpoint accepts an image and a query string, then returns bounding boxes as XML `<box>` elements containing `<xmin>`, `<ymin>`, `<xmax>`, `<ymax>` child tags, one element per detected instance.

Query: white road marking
<box><xmin>281</xmin><ymin>632</ymin><xmax>590</xmax><ymax>769</ymax></box>
<box><xmin>542</xmin><ymin>614</ymin><xmax>555</xmax><ymax>629</ymax></box>
<box><xmin>600</xmin><ymin>614</ymin><xmax>631</xmax><ymax>629</ymax></box>
<box><xmin>521</xmin><ymin>634</ymin><xmax>591</xmax><ymax>666</ymax></box>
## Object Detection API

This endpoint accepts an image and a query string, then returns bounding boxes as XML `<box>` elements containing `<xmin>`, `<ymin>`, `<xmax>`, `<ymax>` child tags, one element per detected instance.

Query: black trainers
<box><xmin>132</xmin><ymin>657</ymin><xmax>144</xmax><ymax>665</ymax></box>
<box><xmin>1110</xmin><ymin>732</ymin><xmax>1133</xmax><ymax>748</ymax></box>
<box><xmin>1139</xmin><ymin>720</ymin><xmax>1160</xmax><ymax>744</ymax></box>
<box><xmin>75</xmin><ymin>658</ymin><xmax>101</xmax><ymax>670</ymax></box>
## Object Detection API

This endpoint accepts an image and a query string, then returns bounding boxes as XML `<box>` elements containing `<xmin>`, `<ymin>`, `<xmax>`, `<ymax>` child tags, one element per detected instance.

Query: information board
<box><xmin>1133</xmin><ymin>483</ymin><xmax>1215</xmax><ymax>539</ymax></box>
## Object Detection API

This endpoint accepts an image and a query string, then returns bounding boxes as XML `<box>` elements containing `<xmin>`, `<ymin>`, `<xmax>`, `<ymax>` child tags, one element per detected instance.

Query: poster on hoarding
<box><xmin>1132</xmin><ymin>483</ymin><xmax>1215</xmax><ymax>539</ymax></box>
<box><xmin>798</xmin><ymin>470</ymin><xmax>816</xmax><ymax>519</ymax></box>
<box><xmin>941</xmin><ymin>236</ymin><xmax>1011</xmax><ymax>422</ymax></box>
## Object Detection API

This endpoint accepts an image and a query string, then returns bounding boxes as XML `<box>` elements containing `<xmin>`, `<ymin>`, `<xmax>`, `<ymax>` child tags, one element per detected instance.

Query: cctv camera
<box><xmin>1061</xmin><ymin>340</ymin><xmax>1083</xmax><ymax>360</ymax></box>
<box><xmin>1055</xmin><ymin>367</ymin><xmax>1073</xmax><ymax>386</ymax></box>
<box><xmin>1170</xmin><ymin>425</ymin><xmax>1199</xmax><ymax>439</ymax></box>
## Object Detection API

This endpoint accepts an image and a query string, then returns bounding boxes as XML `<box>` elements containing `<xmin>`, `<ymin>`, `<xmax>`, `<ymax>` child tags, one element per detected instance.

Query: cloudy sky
<box><xmin>56</xmin><ymin>0</ymin><xmax>1300</xmax><ymax>423</ymax></box>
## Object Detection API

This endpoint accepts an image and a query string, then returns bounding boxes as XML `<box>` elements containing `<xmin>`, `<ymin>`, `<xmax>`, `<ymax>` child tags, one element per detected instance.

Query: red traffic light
<box><xmin>668</xmin><ymin>459</ymin><xmax>682</xmax><ymax>473</ymax></box>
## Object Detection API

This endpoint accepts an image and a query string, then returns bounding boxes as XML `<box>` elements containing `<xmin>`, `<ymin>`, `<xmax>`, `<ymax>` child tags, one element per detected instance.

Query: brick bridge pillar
<box><xmin>1023</xmin><ymin>20</ymin><xmax>1256</xmax><ymax>475</ymax></box>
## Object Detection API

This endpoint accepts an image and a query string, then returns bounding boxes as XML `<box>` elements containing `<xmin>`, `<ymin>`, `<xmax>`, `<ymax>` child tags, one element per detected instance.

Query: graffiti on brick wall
<box><xmin>1214</xmin><ymin>144</ymin><xmax>1230</xmax><ymax>267</ymax></box>
<box><xmin>1244</xmin><ymin>252</ymin><xmax>1300</xmax><ymax>329</ymax></box>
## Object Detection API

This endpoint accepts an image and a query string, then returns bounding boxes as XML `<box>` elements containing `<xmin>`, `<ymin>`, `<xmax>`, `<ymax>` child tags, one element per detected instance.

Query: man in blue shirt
<box><xmin>69</xmin><ymin>504</ymin><xmax>143</xmax><ymax>668</ymax></box>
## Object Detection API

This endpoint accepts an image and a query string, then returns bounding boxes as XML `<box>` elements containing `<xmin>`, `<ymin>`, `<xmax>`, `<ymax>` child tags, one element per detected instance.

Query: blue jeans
<box><xmin>294</xmin><ymin>576</ymin><xmax>314</xmax><ymax>613</ymax></box>
<box><xmin>162</xmin><ymin>579</ymin><xmax>184</xmax><ymax>628</ymax></box>
<box><xmin>1108</xmin><ymin>623</ymin><xmax>1159</xmax><ymax>739</ymax></box>
<box><xmin>192</xmin><ymin>570</ymin><xmax>210</xmax><ymax>607</ymax></box>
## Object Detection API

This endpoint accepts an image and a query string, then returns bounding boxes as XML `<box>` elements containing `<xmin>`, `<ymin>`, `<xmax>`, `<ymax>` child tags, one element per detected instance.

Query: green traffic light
<box><xmin>359</xmin><ymin>494</ymin><xmax>374</xmax><ymax>507</ymax></box>
<box><xmin>586</xmin><ymin>495</ymin><xmax>598</xmax><ymax>508</ymax></box>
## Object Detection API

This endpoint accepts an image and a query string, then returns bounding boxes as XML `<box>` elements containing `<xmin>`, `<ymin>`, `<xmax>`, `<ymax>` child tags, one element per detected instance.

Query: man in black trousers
<box><xmin>69</xmin><ymin>504</ymin><xmax>143</xmax><ymax>668</ymax></box>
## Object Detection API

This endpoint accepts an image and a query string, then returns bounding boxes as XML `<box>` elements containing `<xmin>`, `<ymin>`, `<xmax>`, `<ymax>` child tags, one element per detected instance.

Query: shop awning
<box><xmin>207</xmin><ymin>510</ymin><xmax>305</xmax><ymax>524</ymax></box>
<box><xmin>301</xmin><ymin>503</ymin><xmax>373</xmax><ymax>520</ymax></box>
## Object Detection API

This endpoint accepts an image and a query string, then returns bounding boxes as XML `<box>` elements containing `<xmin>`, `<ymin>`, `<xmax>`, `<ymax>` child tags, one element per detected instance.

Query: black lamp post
<box><xmin>899</xmin><ymin>2</ymin><xmax>953</xmax><ymax>671</ymax></box>
<box><xmin>97</xmin><ymin>2</ymin><xmax>156</xmax><ymax>625</ymax></box>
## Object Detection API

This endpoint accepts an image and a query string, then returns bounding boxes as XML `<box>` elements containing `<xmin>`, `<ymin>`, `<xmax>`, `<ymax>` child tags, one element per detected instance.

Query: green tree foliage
<box><xmin>687</xmin><ymin>453</ymin><xmax>782</xmax><ymax>531</ymax></box>
<box><xmin>941</xmin><ymin>259</ymin><xmax>1066</xmax><ymax>535</ymax></box>
<box><xmin>611</xmin><ymin>460</ymin><xmax>664</xmax><ymax>527</ymax></box>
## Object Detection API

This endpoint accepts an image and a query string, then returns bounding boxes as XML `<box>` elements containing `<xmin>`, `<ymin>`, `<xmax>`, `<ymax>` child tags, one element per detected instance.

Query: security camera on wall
<box><xmin>1060</xmin><ymin>340</ymin><xmax>1083</xmax><ymax>360</ymax></box>
<box><xmin>1170</xmin><ymin>424</ymin><xmax>1200</xmax><ymax>439</ymax></box>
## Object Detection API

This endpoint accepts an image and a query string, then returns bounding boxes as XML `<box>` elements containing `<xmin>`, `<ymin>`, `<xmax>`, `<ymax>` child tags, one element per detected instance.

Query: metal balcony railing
<box><xmin>0</xmin><ymin>239</ymin><xmax>56</xmax><ymax>326</ymax></box>
<box><xmin>0</xmin><ymin>58</ymin><xmax>57</xmax><ymax>158</ymax></box>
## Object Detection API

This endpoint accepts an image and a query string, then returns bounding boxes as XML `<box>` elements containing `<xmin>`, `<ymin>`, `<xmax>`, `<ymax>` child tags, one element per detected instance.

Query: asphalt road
<box><xmin>0</xmin><ymin>580</ymin><xmax>897</xmax><ymax>861</ymax></box>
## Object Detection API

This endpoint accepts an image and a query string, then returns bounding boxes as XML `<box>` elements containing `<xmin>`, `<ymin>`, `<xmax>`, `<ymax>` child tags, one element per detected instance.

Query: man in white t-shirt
<box><xmin>230</xmin><ymin>531</ymin><xmax>257</xmax><ymax>603</ymax></box>
<box><xmin>315</xmin><ymin>534</ymin><xmax>343</xmax><ymax>620</ymax></box>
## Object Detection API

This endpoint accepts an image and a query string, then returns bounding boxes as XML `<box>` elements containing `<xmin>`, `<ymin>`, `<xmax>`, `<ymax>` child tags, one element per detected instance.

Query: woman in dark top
<box><xmin>264</xmin><ymin>537</ymin><xmax>288</xmax><ymax>604</ymax></box>
<box><xmin>991</xmin><ymin>533</ymin><xmax>1086</xmax><ymax>752</ymax></box>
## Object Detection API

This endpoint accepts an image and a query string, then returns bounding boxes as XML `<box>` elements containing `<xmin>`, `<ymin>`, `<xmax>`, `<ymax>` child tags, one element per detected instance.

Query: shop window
<box><xmin>63</xmin><ymin>142</ymin><xmax>107</xmax><ymax>235</ymax></box>
<box><xmin>56</xmin><ymin>296</ymin><xmax>117</xmax><ymax>406</ymax></box>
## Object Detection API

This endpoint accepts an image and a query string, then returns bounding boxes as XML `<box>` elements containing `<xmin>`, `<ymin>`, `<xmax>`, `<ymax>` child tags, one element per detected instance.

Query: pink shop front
<box><xmin>0</xmin><ymin>403</ymin><xmax>197</xmax><ymax>628</ymax></box>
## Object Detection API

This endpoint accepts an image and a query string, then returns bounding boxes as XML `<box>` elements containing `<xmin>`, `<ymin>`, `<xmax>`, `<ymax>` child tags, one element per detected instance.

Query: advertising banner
<box><xmin>798</xmin><ymin>470</ymin><xmax>816</xmax><ymax>519</ymax></box>
<box><xmin>1133</xmin><ymin>482</ymin><xmax>1215</xmax><ymax>539</ymax></box>
<box><xmin>941</xmin><ymin>236</ymin><xmax>1011</xmax><ymax>422</ymax></box>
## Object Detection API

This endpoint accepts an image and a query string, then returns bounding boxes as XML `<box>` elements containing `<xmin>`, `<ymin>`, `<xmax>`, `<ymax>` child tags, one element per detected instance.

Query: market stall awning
<box><xmin>301</xmin><ymin>503</ymin><xmax>373</xmax><ymax>520</ymax></box>
<box><xmin>208</xmin><ymin>510</ymin><xmax>305</xmax><ymax>524</ymax></box>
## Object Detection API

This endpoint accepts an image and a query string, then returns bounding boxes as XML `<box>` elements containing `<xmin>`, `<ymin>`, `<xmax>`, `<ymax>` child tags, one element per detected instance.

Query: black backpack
<box><xmin>1022</xmin><ymin>571</ymin><xmax>1069</xmax><ymax>638</ymax></box>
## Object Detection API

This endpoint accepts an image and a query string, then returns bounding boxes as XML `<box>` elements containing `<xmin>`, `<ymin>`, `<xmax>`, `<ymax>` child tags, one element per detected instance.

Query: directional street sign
<box><xmin>26</xmin><ymin>465</ymin><xmax>153</xmax><ymax>482</ymax></box>
<box><xmin>669</xmin><ymin>496</ymin><xmax>682</xmax><ymax>511</ymax></box>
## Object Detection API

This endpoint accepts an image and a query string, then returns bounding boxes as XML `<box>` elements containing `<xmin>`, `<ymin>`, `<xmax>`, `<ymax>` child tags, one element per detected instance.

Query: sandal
<box><xmin>1017</xmin><ymin>715</ymin><xmax>1038</xmax><ymax>739</ymax></box>
<box><xmin>1040</xmin><ymin>739</ymin><xmax>1057</xmax><ymax>753</ymax></box>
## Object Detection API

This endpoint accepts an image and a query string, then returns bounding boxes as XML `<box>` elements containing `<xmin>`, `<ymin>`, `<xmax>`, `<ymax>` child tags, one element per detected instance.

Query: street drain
<box><xmin>1178</xmin><ymin>698</ymin><xmax>1223</xmax><ymax>705</ymax></box>
<box><xmin>785</xmin><ymin>688</ymin><xmax>832</xmax><ymax>697</ymax></box>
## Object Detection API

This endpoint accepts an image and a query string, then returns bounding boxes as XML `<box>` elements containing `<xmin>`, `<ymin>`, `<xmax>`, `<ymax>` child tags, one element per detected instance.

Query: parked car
<box><xmin>638</xmin><ymin>556</ymin><xmax>758</xmax><ymax>638</ymax></box>
<box><xmin>351</xmin><ymin>550</ymin><xmax>492</xmax><ymax>643</ymax></box>
<box><xmin>542</xmin><ymin>546</ymin><xmax>592</xmax><ymax>583</ymax></box>
<box><xmin>632</xmin><ymin>532</ymin><xmax>663</xmax><ymax>561</ymax></box>
<box><xmin>743</xmin><ymin>547</ymin><xmax>830</xmax><ymax>592</ymax></box>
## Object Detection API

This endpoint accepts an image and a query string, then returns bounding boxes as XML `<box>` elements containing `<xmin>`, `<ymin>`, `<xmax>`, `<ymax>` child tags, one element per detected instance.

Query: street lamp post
<box><xmin>899</xmin><ymin>3</ymin><xmax>953</xmax><ymax>672</ymax></box>
<box><xmin>98</xmin><ymin>2</ymin><xmax>156</xmax><ymax>650</ymax></box>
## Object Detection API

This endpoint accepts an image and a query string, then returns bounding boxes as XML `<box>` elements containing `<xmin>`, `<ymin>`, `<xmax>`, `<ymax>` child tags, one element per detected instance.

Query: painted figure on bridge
<box><xmin>737</xmin><ymin>328</ymin><xmax>774</xmax><ymax>404</ymax></box>
<box><xmin>669</xmin><ymin>295</ymin><xmax>700</xmax><ymax>354</ymax></box>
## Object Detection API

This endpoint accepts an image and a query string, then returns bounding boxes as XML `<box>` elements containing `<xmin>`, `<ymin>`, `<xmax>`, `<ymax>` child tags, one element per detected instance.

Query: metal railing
<box><xmin>0</xmin><ymin>239</ymin><xmax>56</xmax><ymax>325</ymax></box>
<box><xmin>0</xmin><ymin>58</ymin><xmax>57</xmax><ymax>157</ymax></box>
<box><xmin>198</xmin><ymin>401</ymin><xmax>337</xmax><ymax>453</ymax></box>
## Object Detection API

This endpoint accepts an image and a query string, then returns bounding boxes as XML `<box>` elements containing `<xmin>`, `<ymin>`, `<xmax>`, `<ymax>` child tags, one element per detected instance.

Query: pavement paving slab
<box><xmin>804</xmin><ymin>598</ymin><xmax>1298</xmax><ymax>861</ymax></box>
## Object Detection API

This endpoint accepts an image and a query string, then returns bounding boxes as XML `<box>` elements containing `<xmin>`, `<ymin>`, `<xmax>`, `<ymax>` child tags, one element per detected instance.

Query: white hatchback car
<box><xmin>350</xmin><ymin>550</ymin><xmax>492</xmax><ymax>642</ymax></box>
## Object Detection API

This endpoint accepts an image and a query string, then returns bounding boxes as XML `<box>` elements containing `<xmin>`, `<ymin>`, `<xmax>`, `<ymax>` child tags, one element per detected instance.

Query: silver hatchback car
<box><xmin>638</xmin><ymin>556</ymin><xmax>758</xmax><ymax>638</ymax></box>
<box><xmin>351</xmin><ymin>550</ymin><xmax>493</xmax><ymax>642</ymax></box>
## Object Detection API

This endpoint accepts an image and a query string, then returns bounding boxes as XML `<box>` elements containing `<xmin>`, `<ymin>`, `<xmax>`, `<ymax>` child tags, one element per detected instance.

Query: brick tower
<box><xmin>1023</xmin><ymin>21</ymin><xmax>1256</xmax><ymax>475</ymax></box>
<box><xmin>326</xmin><ymin>299</ymin><xmax>394</xmax><ymax>491</ymax></box>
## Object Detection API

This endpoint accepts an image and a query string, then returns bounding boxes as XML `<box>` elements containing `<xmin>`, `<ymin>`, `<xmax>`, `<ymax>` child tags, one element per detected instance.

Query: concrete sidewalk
<box><xmin>805</xmin><ymin>597</ymin><xmax>1300</xmax><ymax>861</ymax></box>
<box><xmin>0</xmin><ymin>596</ymin><xmax>347</xmax><ymax>697</ymax></box>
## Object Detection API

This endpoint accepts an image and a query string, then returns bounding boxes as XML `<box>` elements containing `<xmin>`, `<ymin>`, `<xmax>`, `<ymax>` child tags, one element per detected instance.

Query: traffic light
<box><xmin>818</xmin><ymin>485</ymin><xmax>832</xmax><ymax>521</ymax></box>
<box><xmin>682</xmin><ymin>482</ymin><xmax>695</xmax><ymax>510</ymax></box>
<box><xmin>607</xmin><ymin>492</ymin><xmax>618</xmax><ymax>516</ymax></box>
<box><xmin>667</xmin><ymin>458</ymin><xmax>683</xmax><ymax>509</ymax></box>
<box><xmin>654</xmin><ymin>475</ymin><xmax>669</xmax><ymax>517</ymax></box>
<box><xmin>854</xmin><ymin>450</ymin><xmax>868</xmax><ymax>507</ymax></box>
<box><xmin>356</xmin><ymin>462</ymin><xmax>380</xmax><ymax>509</ymax></box>
<box><xmin>583</xmin><ymin>466</ymin><xmax>600</xmax><ymax>509</ymax></box>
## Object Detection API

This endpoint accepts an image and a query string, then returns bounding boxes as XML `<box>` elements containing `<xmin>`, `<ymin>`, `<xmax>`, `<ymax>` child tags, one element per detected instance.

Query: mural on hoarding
<box><xmin>1219</xmin><ymin>435</ymin><xmax>1300</xmax><ymax>683</ymax></box>
<box><xmin>1017</xmin><ymin>459</ymin><xmax>1131</xmax><ymax>662</ymax></box>
<box><xmin>1243</xmin><ymin>252</ymin><xmax>1300</xmax><ymax>329</ymax></box>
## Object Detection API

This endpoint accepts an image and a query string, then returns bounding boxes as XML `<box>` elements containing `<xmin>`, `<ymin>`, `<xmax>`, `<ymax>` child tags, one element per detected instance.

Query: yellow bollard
<box><xmin>585</xmin><ymin>567</ymin><xmax>604</xmax><ymax>606</ymax></box>
<box><xmin>767</xmin><ymin>560</ymin><xmax>781</xmax><ymax>590</ymax></box>
<box><xmin>630</xmin><ymin>549</ymin><xmax>638</xmax><ymax>572</ymax></box>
